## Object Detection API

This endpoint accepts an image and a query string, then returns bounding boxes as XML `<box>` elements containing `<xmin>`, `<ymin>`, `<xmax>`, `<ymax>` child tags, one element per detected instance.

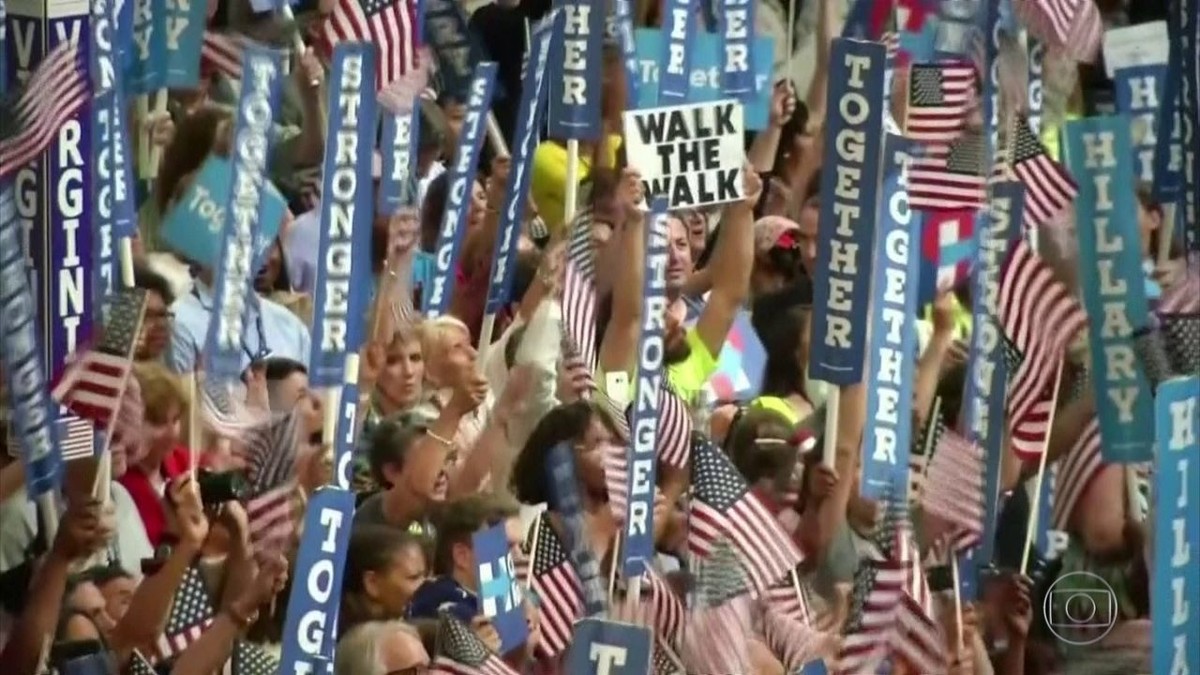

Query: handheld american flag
<box><xmin>623</xmin><ymin>386</ymin><xmax>693</xmax><ymax>468</ymax></box>
<box><xmin>1050</xmin><ymin>416</ymin><xmax>1099</xmax><ymax>532</ymax></box>
<box><xmin>150</xmin><ymin>566</ymin><xmax>216</xmax><ymax>663</ymax></box>
<box><xmin>906</xmin><ymin>62</ymin><xmax>976</xmax><ymax>143</ymax></box>
<box><xmin>688</xmin><ymin>438</ymin><xmax>804</xmax><ymax>593</ymax></box>
<box><xmin>919</xmin><ymin>427</ymin><xmax>985</xmax><ymax>552</ymax></box>
<box><xmin>562</xmin><ymin>205</ymin><xmax>599</xmax><ymax>374</ymax></box>
<box><xmin>52</xmin><ymin>289</ymin><xmax>147</xmax><ymax>441</ymax></box>
<box><xmin>318</xmin><ymin>0</ymin><xmax>419</xmax><ymax>93</ymax></box>
<box><xmin>1010</xmin><ymin>115</ymin><xmax>1077</xmax><ymax>229</ymax></box>
<box><xmin>431</xmin><ymin>611</ymin><xmax>520</xmax><ymax>675</ymax></box>
<box><xmin>521</xmin><ymin>512</ymin><xmax>583</xmax><ymax>659</ymax></box>
<box><xmin>1013</xmin><ymin>0</ymin><xmax>1085</xmax><ymax>48</ymax></box>
<box><xmin>0</xmin><ymin>42</ymin><xmax>88</xmax><ymax>180</ymax></box>
<box><xmin>908</xmin><ymin>131</ymin><xmax>988</xmax><ymax>211</ymax></box>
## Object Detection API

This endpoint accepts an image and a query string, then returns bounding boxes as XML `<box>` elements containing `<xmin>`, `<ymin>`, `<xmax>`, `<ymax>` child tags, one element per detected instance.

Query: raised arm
<box><xmin>693</xmin><ymin>167</ymin><xmax>762</xmax><ymax>357</ymax></box>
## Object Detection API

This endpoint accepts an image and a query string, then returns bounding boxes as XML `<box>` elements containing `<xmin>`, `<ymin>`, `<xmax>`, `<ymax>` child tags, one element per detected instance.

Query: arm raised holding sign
<box><xmin>597</xmin><ymin>169</ymin><xmax>648</xmax><ymax>376</ymax></box>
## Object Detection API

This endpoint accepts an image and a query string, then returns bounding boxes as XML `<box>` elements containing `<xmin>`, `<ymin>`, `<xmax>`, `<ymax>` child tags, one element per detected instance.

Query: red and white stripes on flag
<box><xmin>562</xmin><ymin>207</ymin><xmax>599</xmax><ymax>374</ymax></box>
<box><xmin>377</xmin><ymin>46</ymin><xmax>432</xmax><ymax>115</ymax></box>
<box><xmin>907</xmin><ymin>132</ymin><xmax>988</xmax><ymax>211</ymax></box>
<box><xmin>1050</xmin><ymin>416</ymin><xmax>1099</xmax><ymax>531</ymax></box>
<box><xmin>0</xmin><ymin>42</ymin><xmax>89</xmax><ymax>180</ymax></box>
<box><xmin>681</xmin><ymin>595</ymin><xmax>754</xmax><ymax>675</ymax></box>
<box><xmin>1010</xmin><ymin>116</ymin><xmax>1077</xmax><ymax>229</ymax></box>
<box><xmin>318</xmin><ymin>0</ymin><xmax>418</xmax><ymax>92</ymax></box>
<box><xmin>761</xmin><ymin>602</ymin><xmax>840</xmax><ymax>672</ymax></box>
<box><xmin>1059</xmin><ymin>0</ymin><xmax>1103</xmax><ymax>64</ymax></box>
<box><xmin>836</xmin><ymin>561</ymin><xmax>909</xmax><ymax>675</ymax></box>
<box><xmin>609</xmin><ymin>567</ymin><xmax>685</xmax><ymax>648</ymax></box>
<box><xmin>58</xmin><ymin>416</ymin><xmax>96</xmax><ymax>462</ymax></box>
<box><xmin>688</xmin><ymin>440</ymin><xmax>804</xmax><ymax>593</ymax></box>
<box><xmin>919</xmin><ymin>428</ymin><xmax>985</xmax><ymax>550</ymax></box>
<box><xmin>201</xmin><ymin>31</ymin><xmax>251</xmax><ymax>81</ymax></box>
<box><xmin>620</xmin><ymin>387</ymin><xmax>693</xmax><ymax>469</ymax></box>
<box><xmin>1159</xmin><ymin>269</ymin><xmax>1200</xmax><ymax>314</ymax></box>
<box><xmin>522</xmin><ymin>513</ymin><xmax>583</xmax><ymax>659</ymax></box>
<box><xmin>891</xmin><ymin>554</ymin><xmax>944</xmax><ymax>674</ymax></box>
<box><xmin>998</xmin><ymin>240</ymin><xmax>1087</xmax><ymax>460</ymax></box>
<box><xmin>1013</xmin><ymin>0</ymin><xmax>1084</xmax><ymax>48</ymax></box>
<box><xmin>247</xmin><ymin>483</ymin><xmax>296</xmax><ymax>554</ymax></box>
<box><xmin>906</xmin><ymin>62</ymin><xmax>976</xmax><ymax>143</ymax></box>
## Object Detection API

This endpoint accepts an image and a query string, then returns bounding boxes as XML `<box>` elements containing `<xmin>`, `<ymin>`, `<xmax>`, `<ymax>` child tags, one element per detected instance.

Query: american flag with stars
<box><xmin>688</xmin><ymin>438</ymin><xmax>804</xmax><ymax>593</ymax></box>
<box><xmin>318</xmin><ymin>0</ymin><xmax>419</xmax><ymax>94</ymax></box>
<box><xmin>908</xmin><ymin>131</ymin><xmax>988</xmax><ymax>211</ymax></box>
<box><xmin>1010</xmin><ymin>115</ymin><xmax>1077</xmax><ymax>229</ymax></box>
<box><xmin>199</xmin><ymin>376</ymin><xmax>272</xmax><ymax>440</ymax></box>
<box><xmin>231</xmin><ymin>640</ymin><xmax>280</xmax><ymax>675</ymax></box>
<box><xmin>519</xmin><ymin>512</ymin><xmax>582</xmax><ymax>659</ymax></box>
<box><xmin>919</xmin><ymin>426</ymin><xmax>985</xmax><ymax>551</ymax></box>
<box><xmin>52</xmin><ymin>289</ymin><xmax>147</xmax><ymax>441</ymax></box>
<box><xmin>906</xmin><ymin>62</ymin><xmax>976</xmax><ymax>143</ymax></box>
<box><xmin>239</xmin><ymin>410</ymin><xmax>301</xmax><ymax>554</ymax></box>
<box><xmin>431</xmin><ymin>611</ymin><xmax>519</xmax><ymax>675</ymax></box>
<box><xmin>149</xmin><ymin>566</ymin><xmax>216</xmax><ymax>664</ymax></box>
<box><xmin>0</xmin><ymin>41</ymin><xmax>88</xmax><ymax>180</ymax></box>
<box><xmin>652</xmin><ymin>637</ymin><xmax>687</xmax><ymax>675</ymax></box>
<box><xmin>998</xmin><ymin>240</ymin><xmax>1086</xmax><ymax>460</ymax></box>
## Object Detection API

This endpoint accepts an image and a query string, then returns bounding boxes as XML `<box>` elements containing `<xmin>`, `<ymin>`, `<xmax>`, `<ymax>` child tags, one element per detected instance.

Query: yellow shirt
<box><xmin>598</xmin><ymin>327</ymin><xmax>719</xmax><ymax>406</ymax></box>
<box><xmin>749</xmin><ymin>395</ymin><xmax>802</xmax><ymax>425</ymax></box>
<box><xmin>530</xmin><ymin>135</ymin><xmax>623</xmax><ymax>238</ymax></box>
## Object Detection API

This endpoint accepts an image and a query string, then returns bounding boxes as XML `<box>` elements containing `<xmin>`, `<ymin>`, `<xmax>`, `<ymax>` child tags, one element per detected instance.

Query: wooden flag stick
<box><xmin>951</xmin><ymin>554</ymin><xmax>965</xmax><ymax>655</ymax></box>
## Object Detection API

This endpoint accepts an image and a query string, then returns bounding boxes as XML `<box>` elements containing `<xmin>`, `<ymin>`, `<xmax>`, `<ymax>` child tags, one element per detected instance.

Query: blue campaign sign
<box><xmin>377</xmin><ymin>105</ymin><xmax>422</xmax><ymax>216</ymax></box>
<box><xmin>162</xmin><ymin>0</ymin><xmax>206</xmax><ymax>89</ymax></box>
<box><xmin>280</xmin><ymin>487</ymin><xmax>356</xmax><ymax>669</ymax></box>
<box><xmin>333</xmin><ymin>376</ymin><xmax>359</xmax><ymax>490</ymax></box>
<box><xmin>808</xmin><ymin>38</ymin><xmax>886</xmax><ymax>386</ymax></box>
<box><xmin>473</xmin><ymin>522</ymin><xmax>529</xmax><ymax>653</ymax></box>
<box><xmin>126</xmin><ymin>0</ymin><xmax>167</xmax><ymax>94</ymax></box>
<box><xmin>91</xmin><ymin>0</ymin><xmax>129</xmax><ymax>302</ymax></box>
<box><xmin>0</xmin><ymin>186</ymin><xmax>64</xmax><ymax>498</ymax></box>
<box><xmin>159</xmin><ymin>155</ymin><xmax>287</xmax><ymax>269</ymax></box>
<box><xmin>658</xmin><ymin>0</ymin><xmax>696</xmax><ymax>104</ymax></box>
<box><xmin>1065</xmin><ymin>117</ymin><xmax>1155</xmax><ymax>463</ymax></box>
<box><xmin>960</xmin><ymin>182</ymin><xmax>1021</xmax><ymax>583</ymax></box>
<box><xmin>485</xmin><ymin>11</ymin><xmax>558</xmax><ymax>314</ymax></box>
<box><xmin>565</xmin><ymin>618</ymin><xmax>651</xmax><ymax>675</ymax></box>
<box><xmin>546</xmin><ymin>442</ymin><xmax>607</xmax><ymax>616</ymax></box>
<box><xmin>717</xmin><ymin>0</ymin><xmax>755</xmax><ymax>103</ymax></box>
<box><xmin>1114</xmin><ymin>65</ymin><xmax>1168</xmax><ymax>183</ymax></box>
<box><xmin>612</xmin><ymin>0</ymin><xmax>640</xmax><ymax>108</ymax></box>
<box><xmin>1153</xmin><ymin>377</ymin><xmax>1199</xmax><ymax>675</ymax></box>
<box><xmin>1179</xmin><ymin>0</ymin><xmax>1200</xmax><ymax>250</ymax></box>
<box><xmin>423</xmin><ymin>0</ymin><xmax>477</xmax><ymax>101</ymax></box>
<box><xmin>633</xmin><ymin>29</ymin><xmax>773</xmax><ymax>130</ymax></box>
<box><xmin>547</xmin><ymin>0</ymin><xmax>605</xmax><ymax>141</ymax></box>
<box><xmin>1027</xmin><ymin>39</ymin><xmax>1045</xmax><ymax>135</ymax></box>
<box><xmin>1153</xmin><ymin>24</ymin><xmax>1184</xmax><ymax>202</ymax></box>
<box><xmin>310</xmin><ymin>44</ymin><xmax>379</xmax><ymax>388</ymax></box>
<box><xmin>979</xmin><ymin>0</ymin><xmax>1002</xmax><ymax>163</ymax></box>
<box><xmin>623</xmin><ymin>198</ymin><xmax>669</xmax><ymax>577</ymax></box>
<box><xmin>205</xmin><ymin>46</ymin><xmax>285</xmax><ymax>381</ymax></box>
<box><xmin>859</xmin><ymin>135</ymin><xmax>922</xmax><ymax>501</ymax></box>
<box><xmin>424</xmin><ymin>62</ymin><xmax>497</xmax><ymax>317</ymax></box>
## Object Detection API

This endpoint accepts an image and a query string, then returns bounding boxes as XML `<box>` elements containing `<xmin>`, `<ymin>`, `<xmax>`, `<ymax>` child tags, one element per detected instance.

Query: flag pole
<box><xmin>1019</xmin><ymin>360</ymin><xmax>1064</xmax><ymax>575</ymax></box>
<box><xmin>950</xmin><ymin>554</ymin><xmax>965</xmax><ymax>655</ymax></box>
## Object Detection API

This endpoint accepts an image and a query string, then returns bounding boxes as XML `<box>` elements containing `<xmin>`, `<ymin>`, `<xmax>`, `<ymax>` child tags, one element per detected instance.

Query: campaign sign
<box><xmin>92</xmin><ymin>0</ymin><xmax>134</xmax><ymax>301</ymax></box>
<box><xmin>546</xmin><ymin>0</ymin><xmax>605</xmax><ymax>141</ymax></box>
<box><xmin>485</xmin><ymin>11</ymin><xmax>558</xmax><ymax>315</ymax></box>
<box><xmin>612</xmin><ymin>0</ymin><xmax>640</xmax><ymax>108</ymax></box>
<box><xmin>162</xmin><ymin>0</ymin><xmax>205</xmax><ymax>88</ymax></box>
<box><xmin>565</xmin><ymin>618</ymin><xmax>651</xmax><ymax>675</ymax></box>
<box><xmin>333</xmin><ymin>373</ymin><xmax>358</xmax><ymax>490</ymax></box>
<box><xmin>623</xmin><ymin>100</ymin><xmax>745</xmax><ymax>209</ymax></box>
<box><xmin>1179</xmin><ymin>0</ymin><xmax>1199</xmax><ymax>248</ymax></box>
<box><xmin>1152</xmin><ymin>377</ymin><xmax>1199</xmax><ymax>675</ymax></box>
<box><xmin>1152</xmin><ymin>28</ymin><xmax>1184</xmax><ymax>201</ymax></box>
<box><xmin>1035</xmin><ymin>465</ymin><xmax>1069</xmax><ymax>562</ymax></box>
<box><xmin>159</xmin><ymin>155</ymin><xmax>287</xmax><ymax>270</ymax></box>
<box><xmin>473</xmin><ymin>522</ymin><xmax>529</xmax><ymax>653</ymax></box>
<box><xmin>423</xmin><ymin>0</ymin><xmax>477</xmax><ymax>101</ymax></box>
<box><xmin>280</xmin><ymin>487</ymin><xmax>356</xmax><ymax>669</ymax></box>
<box><xmin>126</xmin><ymin>0</ymin><xmax>166</xmax><ymax>93</ymax></box>
<box><xmin>633</xmin><ymin>29</ymin><xmax>773</xmax><ymax>130</ymax></box>
<box><xmin>623</xmin><ymin>198</ymin><xmax>669</xmax><ymax>577</ymax></box>
<box><xmin>718</xmin><ymin>0</ymin><xmax>755</xmax><ymax>103</ymax></box>
<box><xmin>310</xmin><ymin>45</ymin><xmax>379</xmax><ymax>388</ymax></box>
<box><xmin>0</xmin><ymin>186</ymin><xmax>64</xmax><ymax>498</ymax></box>
<box><xmin>807</xmin><ymin>38</ymin><xmax>885</xmax><ymax>386</ymax></box>
<box><xmin>980</xmin><ymin>0</ymin><xmax>1002</xmax><ymax>161</ymax></box>
<box><xmin>1065</xmin><ymin>117</ymin><xmax>1155</xmax><ymax>463</ymax></box>
<box><xmin>859</xmin><ymin>135</ymin><xmax>922</xmax><ymax>500</ymax></box>
<box><xmin>658</xmin><ymin>0</ymin><xmax>696</xmax><ymax>104</ymax></box>
<box><xmin>1114</xmin><ymin>65</ymin><xmax>1168</xmax><ymax>183</ymax></box>
<box><xmin>1028</xmin><ymin>39</ymin><xmax>1045</xmax><ymax>135</ymax></box>
<box><xmin>546</xmin><ymin>442</ymin><xmax>607</xmax><ymax>616</ymax></box>
<box><xmin>376</xmin><ymin>105</ymin><xmax>422</xmax><ymax>215</ymax></box>
<box><xmin>960</xmin><ymin>182</ymin><xmax>1021</xmax><ymax>577</ymax></box>
<box><xmin>204</xmin><ymin>46</ymin><xmax>285</xmax><ymax>381</ymax></box>
<box><xmin>424</xmin><ymin>62</ymin><xmax>497</xmax><ymax>318</ymax></box>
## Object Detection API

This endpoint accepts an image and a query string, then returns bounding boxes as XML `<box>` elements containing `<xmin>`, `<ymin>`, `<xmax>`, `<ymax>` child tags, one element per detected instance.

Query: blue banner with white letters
<box><xmin>979</xmin><ymin>0</ymin><xmax>1002</xmax><ymax>168</ymax></box>
<box><xmin>92</xmin><ymin>0</ymin><xmax>134</xmax><ymax>301</ymax></box>
<box><xmin>612</xmin><ymin>0</ymin><xmax>640</xmax><ymax>109</ymax></box>
<box><xmin>485</xmin><ymin>12</ymin><xmax>557</xmax><ymax>315</ymax></box>
<box><xmin>1065</xmin><ymin>117</ymin><xmax>1155</xmax><ymax>464</ymax></box>
<box><xmin>205</xmin><ymin>46</ymin><xmax>284</xmax><ymax>381</ymax></box>
<box><xmin>1114</xmin><ymin>65</ymin><xmax>1168</xmax><ymax>184</ymax></box>
<box><xmin>1027</xmin><ymin>39</ymin><xmax>1045</xmax><ymax>135</ymax></box>
<box><xmin>807</xmin><ymin>38</ymin><xmax>885</xmax><ymax>386</ymax></box>
<box><xmin>658</xmin><ymin>0</ymin><xmax>695</xmax><ymax>105</ymax></box>
<box><xmin>860</xmin><ymin>135</ymin><xmax>921</xmax><ymax>500</ymax></box>
<box><xmin>279</xmin><ymin>487</ymin><xmax>356</xmax><ymax>669</ymax></box>
<box><xmin>162</xmin><ymin>0</ymin><xmax>205</xmax><ymax>88</ymax></box>
<box><xmin>547</xmin><ymin>0</ymin><xmax>604</xmax><ymax>141</ymax></box>
<box><xmin>1153</xmin><ymin>11</ymin><xmax>1184</xmax><ymax>203</ymax></box>
<box><xmin>0</xmin><ymin>186</ymin><xmax>63</xmax><ymax>497</ymax></box>
<box><xmin>310</xmin><ymin>44</ymin><xmax>379</xmax><ymax>387</ymax></box>
<box><xmin>424</xmin><ymin>62</ymin><xmax>498</xmax><ymax>317</ymax></box>
<box><xmin>126</xmin><ymin>0</ymin><xmax>166</xmax><ymax>93</ymax></box>
<box><xmin>377</xmin><ymin>105</ymin><xmax>422</xmax><ymax>216</ymax></box>
<box><xmin>565</xmin><ymin>618</ymin><xmax>652</xmax><ymax>674</ymax></box>
<box><xmin>547</xmin><ymin>442</ymin><xmax>607</xmax><ymax>616</ymax></box>
<box><xmin>1152</xmin><ymin>376</ymin><xmax>1199</xmax><ymax>675</ymax></box>
<box><xmin>718</xmin><ymin>0</ymin><xmax>755</xmax><ymax>103</ymax></box>
<box><xmin>473</xmin><ymin>522</ymin><xmax>529</xmax><ymax>653</ymax></box>
<box><xmin>959</xmin><ymin>181</ymin><xmax>1021</xmax><ymax>593</ymax></box>
<box><xmin>623</xmin><ymin>197</ymin><xmax>669</xmax><ymax>578</ymax></box>
<box><xmin>334</xmin><ymin>376</ymin><xmax>359</xmax><ymax>490</ymax></box>
<box><xmin>1180</xmin><ymin>0</ymin><xmax>1200</xmax><ymax>250</ymax></box>
<box><xmin>423</xmin><ymin>0</ymin><xmax>476</xmax><ymax>101</ymax></box>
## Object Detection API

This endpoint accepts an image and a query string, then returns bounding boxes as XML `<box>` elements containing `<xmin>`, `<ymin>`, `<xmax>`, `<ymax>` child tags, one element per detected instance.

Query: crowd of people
<box><xmin>0</xmin><ymin>0</ymin><xmax>1195</xmax><ymax>673</ymax></box>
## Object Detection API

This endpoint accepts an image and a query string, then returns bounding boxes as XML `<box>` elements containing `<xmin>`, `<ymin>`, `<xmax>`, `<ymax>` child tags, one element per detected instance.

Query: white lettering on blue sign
<box><xmin>590</xmin><ymin>643</ymin><xmax>629</xmax><ymax>675</ymax></box>
<box><xmin>55</xmin><ymin>94</ymin><xmax>86</xmax><ymax>356</ymax></box>
<box><xmin>665</xmin><ymin>0</ymin><xmax>690</xmax><ymax>79</ymax></box>
<box><xmin>296</xmin><ymin>507</ymin><xmax>345</xmax><ymax>656</ymax></box>
<box><xmin>969</xmin><ymin>197</ymin><xmax>1012</xmax><ymax>443</ymax></box>
<box><xmin>1158</xmin><ymin>387</ymin><xmax>1197</xmax><ymax>675</ymax></box>
<box><xmin>1080</xmin><ymin>132</ymin><xmax>1140</xmax><ymax>423</ymax></box>
<box><xmin>1126</xmin><ymin>73</ymin><xmax>1161</xmax><ymax>181</ymax></box>
<box><xmin>985</xmin><ymin>15</ymin><xmax>1002</xmax><ymax>150</ymax></box>
<box><xmin>132</xmin><ymin>0</ymin><xmax>155</xmax><ymax>61</ymax></box>
<box><xmin>721</xmin><ymin>0</ymin><xmax>750</xmax><ymax>78</ymax></box>
<box><xmin>561</xmin><ymin>3</ymin><xmax>592</xmax><ymax>106</ymax></box>
<box><xmin>823</xmin><ymin>53</ymin><xmax>874</xmax><ymax>350</ymax></box>
<box><xmin>164</xmin><ymin>0</ymin><xmax>192</xmax><ymax>50</ymax></box>
<box><xmin>92</xmin><ymin>0</ymin><xmax>116</xmax><ymax>93</ymax></box>
<box><xmin>1028</xmin><ymin>41</ymin><xmax>1044</xmax><ymax>134</ymax></box>
<box><xmin>96</xmin><ymin>105</ymin><xmax>117</xmax><ymax>296</ymax></box>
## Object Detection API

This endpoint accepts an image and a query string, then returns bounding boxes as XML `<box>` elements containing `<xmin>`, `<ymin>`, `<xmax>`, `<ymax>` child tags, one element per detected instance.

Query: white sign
<box><xmin>1103</xmin><ymin>22</ymin><xmax>1169</xmax><ymax>76</ymax></box>
<box><xmin>623</xmin><ymin>99</ymin><xmax>745</xmax><ymax>208</ymax></box>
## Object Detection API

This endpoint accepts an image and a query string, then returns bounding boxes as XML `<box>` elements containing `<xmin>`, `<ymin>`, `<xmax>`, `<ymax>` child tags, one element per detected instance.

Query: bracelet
<box><xmin>427</xmin><ymin>430</ymin><xmax>455</xmax><ymax>447</ymax></box>
<box><xmin>224</xmin><ymin>603</ymin><xmax>259</xmax><ymax>631</ymax></box>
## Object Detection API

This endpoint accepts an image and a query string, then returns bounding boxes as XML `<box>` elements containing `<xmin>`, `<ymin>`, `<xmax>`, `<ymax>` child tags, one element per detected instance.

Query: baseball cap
<box><xmin>753</xmin><ymin>216</ymin><xmax>802</xmax><ymax>258</ymax></box>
